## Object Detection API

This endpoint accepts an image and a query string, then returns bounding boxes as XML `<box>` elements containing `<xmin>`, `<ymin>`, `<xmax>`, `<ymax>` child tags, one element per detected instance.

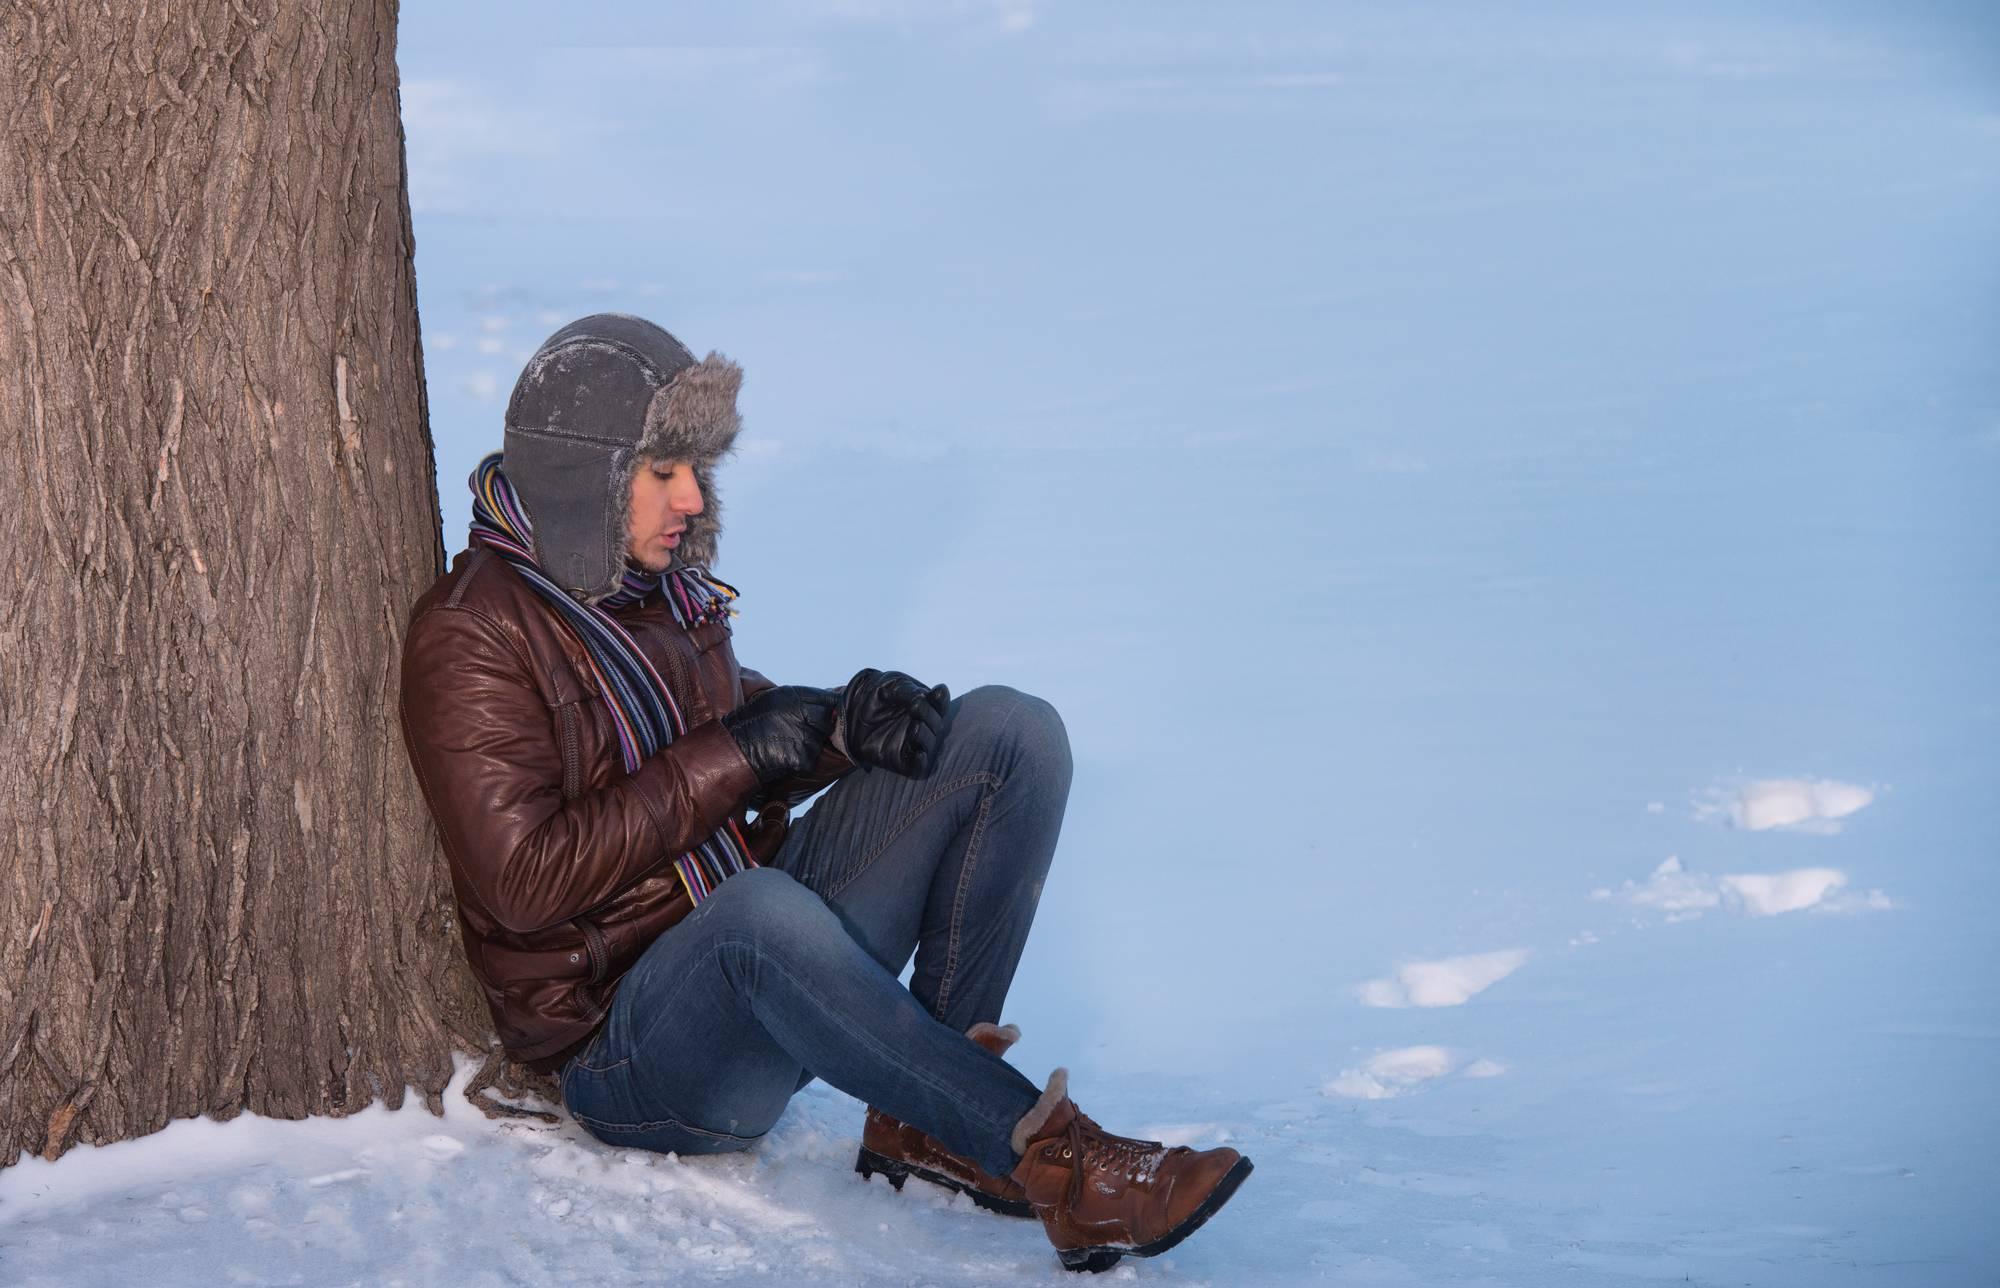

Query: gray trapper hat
<box><xmin>502</xmin><ymin>312</ymin><xmax>742</xmax><ymax>603</ymax></box>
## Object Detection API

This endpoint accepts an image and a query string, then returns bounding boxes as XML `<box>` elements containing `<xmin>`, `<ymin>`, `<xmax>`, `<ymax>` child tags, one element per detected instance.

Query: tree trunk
<box><xmin>0</xmin><ymin>0</ymin><xmax>507</xmax><ymax>1165</ymax></box>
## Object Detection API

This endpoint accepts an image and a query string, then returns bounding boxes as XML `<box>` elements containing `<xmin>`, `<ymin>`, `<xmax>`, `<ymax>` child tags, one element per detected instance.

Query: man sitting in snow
<box><xmin>398</xmin><ymin>313</ymin><xmax>1251</xmax><ymax>1273</ymax></box>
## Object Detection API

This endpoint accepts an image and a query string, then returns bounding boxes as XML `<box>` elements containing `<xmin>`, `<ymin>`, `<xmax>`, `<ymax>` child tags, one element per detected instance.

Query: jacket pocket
<box><xmin>574</xmin><ymin>914</ymin><xmax>610</xmax><ymax>986</ymax></box>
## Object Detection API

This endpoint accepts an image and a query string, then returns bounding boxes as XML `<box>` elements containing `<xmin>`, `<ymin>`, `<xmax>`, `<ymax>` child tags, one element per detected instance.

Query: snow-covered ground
<box><xmin>5</xmin><ymin>1052</ymin><xmax>1258</xmax><ymax>1286</ymax></box>
<box><xmin>6</xmin><ymin>1</ymin><xmax>1995</xmax><ymax>1283</ymax></box>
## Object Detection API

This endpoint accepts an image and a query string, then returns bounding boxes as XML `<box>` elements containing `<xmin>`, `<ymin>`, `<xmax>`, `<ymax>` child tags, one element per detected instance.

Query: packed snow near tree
<box><xmin>4</xmin><ymin>0</ymin><xmax>1995</xmax><ymax>1284</ymax></box>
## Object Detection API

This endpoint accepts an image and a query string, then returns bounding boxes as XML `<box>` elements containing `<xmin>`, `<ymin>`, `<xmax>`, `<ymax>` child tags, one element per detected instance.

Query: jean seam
<box><xmin>710</xmin><ymin>934</ymin><xmax>1023</xmax><ymax>1144</ymax></box>
<box><xmin>824</xmin><ymin>771</ymin><xmax>1000</xmax><ymax>902</ymax></box>
<box><xmin>934</xmin><ymin>786</ymin><xmax>996</xmax><ymax>1021</ymax></box>
<box><xmin>935</xmin><ymin>697</ymin><xmax>1025</xmax><ymax>1020</ymax></box>
<box><xmin>624</xmin><ymin>916</ymin><xmax>743</xmax><ymax>1074</ymax></box>
<box><xmin>570</xmin><ymin>1107</ymin><xmax>771</xmax><ymax>1144</ymax></box>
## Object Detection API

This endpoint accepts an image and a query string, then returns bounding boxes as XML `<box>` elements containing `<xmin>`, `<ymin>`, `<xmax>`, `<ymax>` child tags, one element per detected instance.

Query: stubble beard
<box><xmin>629</xmin><ymin>544</ymin><xmax>680</xmax><ymax>576</ymax></box>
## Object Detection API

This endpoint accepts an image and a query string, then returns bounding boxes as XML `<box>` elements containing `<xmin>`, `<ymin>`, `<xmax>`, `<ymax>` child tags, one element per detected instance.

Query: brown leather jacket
<box><xmin>397</xmin><ymin>545</ymin><xmax>854</xmax><ymax>1073</ymax></box>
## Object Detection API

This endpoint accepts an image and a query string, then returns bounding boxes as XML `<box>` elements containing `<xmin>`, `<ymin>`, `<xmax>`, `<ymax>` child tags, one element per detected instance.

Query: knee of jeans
<box><xmin>718</xmin><ymin>866</ymin><xmax>837</xmax><ymax>941</ymax></box>
<box><xmin>723</xmin><ymin>865</ymin><xmax>813</xmax><ymax>914</ymax></box>
<box><xmin>708</xmin><ymin>868</ymin><xmax>856</xmax><ymax>994</ymax></box>
<box><xmin>955</xmin><ymin>685</ymin><xmax>1073</xmax><ymax>791</ymax></box>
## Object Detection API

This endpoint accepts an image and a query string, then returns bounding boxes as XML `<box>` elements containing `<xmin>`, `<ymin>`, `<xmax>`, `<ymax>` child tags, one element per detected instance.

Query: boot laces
<box><xmin>1057</xmin><ymin>1111</ymin><xmax>1183</xmax><ymax>1210</ymax></box>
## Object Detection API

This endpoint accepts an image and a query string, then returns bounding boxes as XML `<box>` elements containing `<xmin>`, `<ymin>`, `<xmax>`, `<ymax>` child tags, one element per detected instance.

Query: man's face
<box><xmin>626</xmin><ymin>456</ymin><xmax>704</xmax><ymax>572</ymax></box>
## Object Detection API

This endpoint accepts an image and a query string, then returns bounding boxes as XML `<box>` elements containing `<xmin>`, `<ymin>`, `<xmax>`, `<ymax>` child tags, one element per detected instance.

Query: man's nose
<box><xmin>671</xmin><ymin>470</ymin><xmax>704</xmax><ymax>515</ymax></box>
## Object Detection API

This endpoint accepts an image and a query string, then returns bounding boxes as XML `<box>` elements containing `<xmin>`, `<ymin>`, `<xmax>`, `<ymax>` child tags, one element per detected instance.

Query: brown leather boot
<box><xmin>1005</xmin><ymin>1069</ymin><xmax>1253</xmax><ymax>1273</ymax></box>
<box><xmin>853</xmin><ymin>1021</ymin><xmax>1035</xmax><ymax>1218</ymax></box>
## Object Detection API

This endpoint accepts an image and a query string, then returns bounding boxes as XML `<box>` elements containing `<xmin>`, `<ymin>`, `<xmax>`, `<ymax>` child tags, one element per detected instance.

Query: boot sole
<box><xmin>1055</xmin><ymin>1153</ymin><xmax>1256</xmax><ymax>1274</ymax></box>
<box><xmin>854</xmin><ymin>1145</ymin><xmax>1036</xmax><ymax>1219</ymax></box>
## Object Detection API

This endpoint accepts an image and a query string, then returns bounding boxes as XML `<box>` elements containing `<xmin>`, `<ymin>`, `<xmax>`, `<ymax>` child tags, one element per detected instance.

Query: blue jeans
<box><xmin>559</xmin><ymin>684</ymin><xmax>1072</xmax><ymax>1181</ymax></box>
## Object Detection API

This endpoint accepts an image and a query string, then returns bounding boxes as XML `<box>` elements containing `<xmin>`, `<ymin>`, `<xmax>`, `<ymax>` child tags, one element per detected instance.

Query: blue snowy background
<box><xmin>394</xmin><ymin>1</ymin><xmax>1998</xmax><ymax>1281</ymax></box>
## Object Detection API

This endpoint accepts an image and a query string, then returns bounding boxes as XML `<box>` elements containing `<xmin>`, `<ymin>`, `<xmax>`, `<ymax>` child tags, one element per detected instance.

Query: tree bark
<box><xmin>0</xmin><ymin>0</ymin><xmax>507</xmax><ymax>1165</ymax></box>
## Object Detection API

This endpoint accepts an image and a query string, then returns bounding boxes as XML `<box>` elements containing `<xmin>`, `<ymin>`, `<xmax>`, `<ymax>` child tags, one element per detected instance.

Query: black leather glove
<box><xmin>721</xmin><ymin>685</ymin><xmax>839</xmax><ymax>787</ymax></box>
<box><xmin>835</xmin><ymin>668</ymin><xmax>949</xmax><ymax>777</ymax></box>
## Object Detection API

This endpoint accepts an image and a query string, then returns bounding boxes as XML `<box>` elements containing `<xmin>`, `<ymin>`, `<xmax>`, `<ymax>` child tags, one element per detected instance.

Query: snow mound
<box><xmin>1355</xmin><ymin>948</ymin><xmax>1531</xmax><ymax>1008</ymax></box>
<box><xmin>1323</xmin><ymin>1046</ymin><xmax>1506</xmax><ymax>1100</ymax></box>
<box><xmin>0</xmin><ymin>1052</ymin><xmax>1101</xmax><ymax>1285</ymax></box>
<box><xmin>1720</xmin><ymin>868</ymin><xmax>1847</xmax><ymax>916</ymax></box>
<box><xmin>1593</xmin><ymin>856</ymin><xmax>1893</xmax><ymax>921</ymax></box>
<box><xmin>1700</xmin><ymin>777</ymin><xmax>1875</xmax><ymax>833</ymax></box>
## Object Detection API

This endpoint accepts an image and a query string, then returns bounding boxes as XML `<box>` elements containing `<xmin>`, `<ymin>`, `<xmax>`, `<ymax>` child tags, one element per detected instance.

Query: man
<box><xmin>398</xmin><ymin>313</ymin><xmax>1251</xmax><ymax>1273</ymax></box>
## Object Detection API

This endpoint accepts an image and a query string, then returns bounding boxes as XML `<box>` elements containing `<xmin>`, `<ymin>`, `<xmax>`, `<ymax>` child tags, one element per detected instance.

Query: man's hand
<box><xmin>721</xmin><ymin>685</ymin><xmax>839</xmax><ymax>786</ymax></box>
<box><xmin>836</xmin><ymin>668</ymin><xmax>949</xmax><ymax>777</ymax></box>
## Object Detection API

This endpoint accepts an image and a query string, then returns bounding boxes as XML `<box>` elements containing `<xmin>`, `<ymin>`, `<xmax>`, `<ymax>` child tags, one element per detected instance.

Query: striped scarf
<box><xmin>467</xmin><ymin>450</ymin><xmax>757</xmax><ymax>906</ymax></box>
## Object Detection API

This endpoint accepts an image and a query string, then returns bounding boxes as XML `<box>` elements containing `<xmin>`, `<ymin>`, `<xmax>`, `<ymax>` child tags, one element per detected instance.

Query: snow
<box><xmin>1720</xmin><ymin>867</ymin><xmax>1850</xmax><ymax>916</ymax></box>
<box><xmin>1322</xmin><ymin>1045</ymin><xmax>1506</xmax><ymax>1100</ymax></box>
<box><xmin>1355</xmin><ymin>949</ymin><xmax>1533</xmax><ymax>1009</ymax></box>
<box><xmin>1701</xmin><ymin>778</ymin><xmax>1878</xmax><ymax>834</ymax></box>
<box><xmin>0</xmin><ymin>1052</ymin><xmax>1475</xmax><ymax>1285</ymax></box>
<box><xmin>1595</xmin><ymin>856</ymin><xmax>1895</xmax><ymax>922</ymax></box>
<box><xmin>1</xmin><ymin>1054</ymin><xmax>1063</xmax><ymax>1284</ymax></box>
<box><xmin>1596</xmin><ymin>854</ymin><xmax>1722</xmax><ymax>918</ymax></box>
<box><xmin>8</xmin><ymin>0</ymin><xmax>1994</xmax><ymax>1282</ymax></box>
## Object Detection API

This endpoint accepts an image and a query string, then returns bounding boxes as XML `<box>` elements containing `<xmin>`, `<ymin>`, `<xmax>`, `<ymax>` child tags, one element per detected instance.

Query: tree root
<box><xmin>461</xmin><ymin>1043</ymin><xmax>563</xmax><ymax>1124</ymax></box>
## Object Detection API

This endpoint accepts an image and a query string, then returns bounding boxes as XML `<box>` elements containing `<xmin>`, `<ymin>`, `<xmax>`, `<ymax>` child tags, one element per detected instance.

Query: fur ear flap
<box><xmin>639</xmin><ymin>352</ymin><xmax>742</xmax><ymax>463</ymax></box>
<box><xmin>677</xmin><ymin>456</ymin><xmax>725</xmax><ymax>572</ymax></box>
<box><xmin>628</xmin><ymin>352</ymin><xmax>742</xmax><ymax>572</ymax></box>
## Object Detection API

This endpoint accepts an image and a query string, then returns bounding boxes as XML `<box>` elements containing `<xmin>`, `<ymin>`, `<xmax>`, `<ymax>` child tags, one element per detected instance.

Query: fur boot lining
<box><xmin>967</xmin><ymin>1021</ymin><xmax>1021</xmax><ymax>1052</ymax></box>
<box><xmin>1009</xmin><ymin>1067</ymin><xmax>1070</xmax><ymax>1157</ymax></box>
